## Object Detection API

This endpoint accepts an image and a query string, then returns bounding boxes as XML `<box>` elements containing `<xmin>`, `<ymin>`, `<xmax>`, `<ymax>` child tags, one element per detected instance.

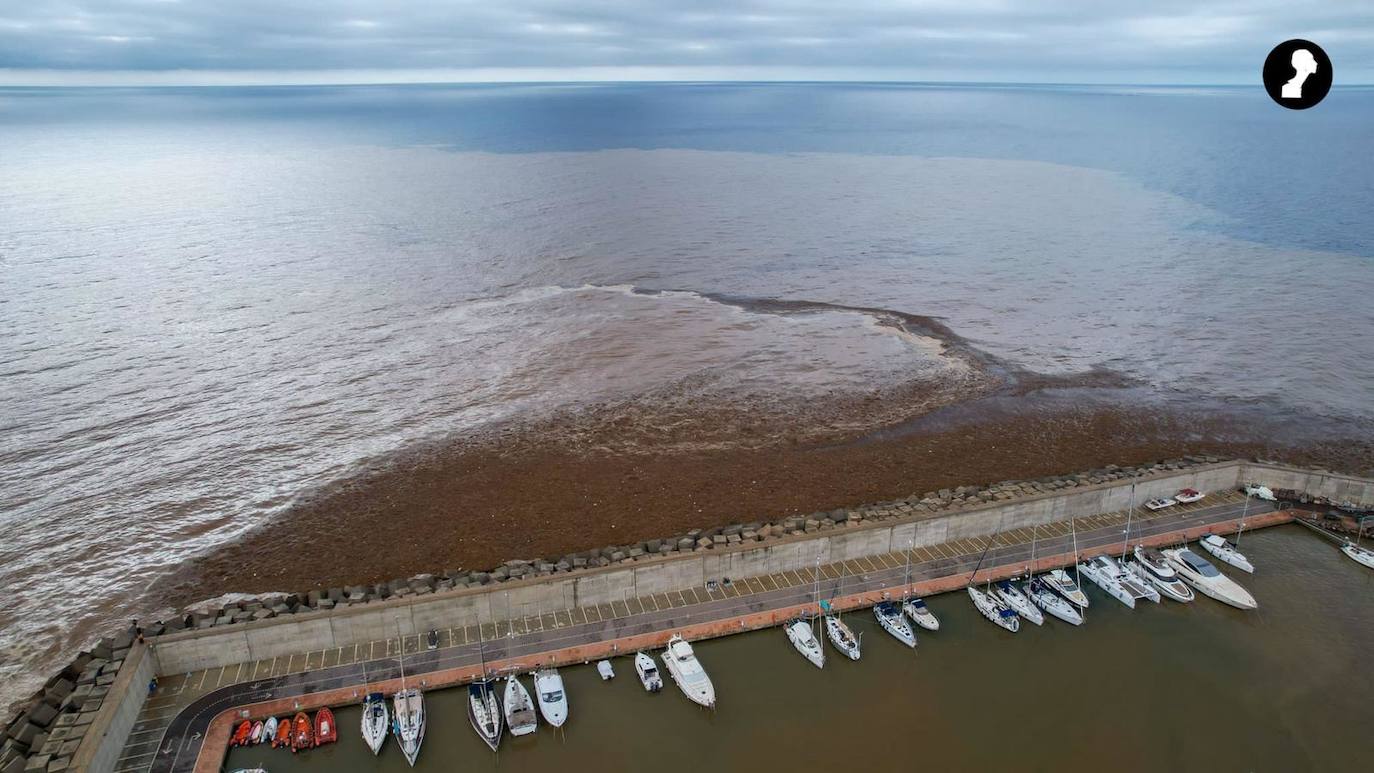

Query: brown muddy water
<box><xmin>225</xmin><ymin>526</ymin><xmax>1374</xmax><ymax>772</ymax></box>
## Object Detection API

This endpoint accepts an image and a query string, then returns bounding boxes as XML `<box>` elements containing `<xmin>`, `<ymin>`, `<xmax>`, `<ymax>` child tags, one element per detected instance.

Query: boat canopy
<box><xmin>1181</xmin><ymin>551</ymin><xmax>1220</xmax><ymax>577</ymax></box>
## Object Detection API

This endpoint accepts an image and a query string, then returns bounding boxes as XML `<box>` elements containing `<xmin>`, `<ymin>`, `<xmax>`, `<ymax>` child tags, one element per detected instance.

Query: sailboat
<box><xmin>994</xmin><ymin>580</ymin><xmax>1044</xmax><ymax>625</ymax></box>
<box><xmin>899</xmin><ymin>539</ymin><xmax>941</xmax><ymax>631</ymax></box>
<box><xmin>467</xmin><ymin>627</ymin><xmax>502</xmax><ymax>751</ymax></box>
<box><xmin>503</xmin><ymin>675</ymin><xmax>538</xmax><ymax>737</ymax></box>
<box><xmin>390</xmin><ymin>624</ymin><xmax>425</xmax><ymax>767</ymax></box>
<box><xmin>874</xmin><ymin>600</ymin><xmax>917</xmax><ymax>646</ymax></box>
<box><xmin>1341</xmin><ymin>516</ymin><xmax>1374</xmax><ymax>569</ymax></box>
<box><xmin>1079</xmin><ymin>555</ymin><xmax>1136</xmax><ymax>609</ymax></box>
<box><xmin>967</xmin><ymin>527</ymin><xmax>1019</xmax><ymax>632</ymax></box>
<box><xmin>1021</xmin><ymin>522</ymin><xmax>1081</xmax><ymax>623</ymax></box>
<box><xmin>823</xmin><ymin>563</ymin><xmax>862</xmax><ymax>660</ymax></box>
<box><xmin>785</xmin><ymin>557</ymin><xmax>826</xmax><ymax>667</ymax></box>
<box><xmin>359</xmin><ymin>660</ymin><xmax>389</xmax><ymax>755</ymax></box>
<box><xmin>1115</xmin><ymin>482</ymin><xmax>1161</xmax><ymax>603</ymax></box>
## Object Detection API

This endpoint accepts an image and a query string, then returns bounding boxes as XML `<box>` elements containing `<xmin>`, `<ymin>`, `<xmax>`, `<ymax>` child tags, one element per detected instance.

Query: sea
<box><xmin>2</xmin><ymin>83</ymin><xmax>1373</xmax><ymax>713</ymax></box>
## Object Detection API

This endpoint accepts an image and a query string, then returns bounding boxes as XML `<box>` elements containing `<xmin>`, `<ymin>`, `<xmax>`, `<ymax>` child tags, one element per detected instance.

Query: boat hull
<box><xmin>1200</xmin><ymin>536</ymin><xmax>1255</xmax><ymax>573</ymax></box>
<box><xmin>1164</xmin><ymin>549</ymin><xmax>1257</xmax><ymax>610</ymax></box>
<box><xmin>967</xmin><ymin>587</ymin><xmax>1019</xmax><ymax>632</ymax></box>
<box><xmin>360</xmin><ymin>695</ymin><xmax>388</xmax><ymax>755</ymax></box>
<box><xmin>874</xmin><ymin>602</ymin><xmax>917</xmax><ymax>647</ymax></box>
<box><xmin>1026</xmin><ymin>582</ymin><xmax>1083</xmax><ymax>625</ymax></box>
<box><xmin>1342</xmin><ymin>543</ymin><xmax>1374</xmax><ymax>570</ymax></box>
<box><xmin>663</xmin><ymin>636</ymin><xmax>716</xmax><ymax>708</ymax></box>
<box><xmin>824</xmin><ymin>616</ymin><xmax>862</xmax><ymax>660</ymax></box>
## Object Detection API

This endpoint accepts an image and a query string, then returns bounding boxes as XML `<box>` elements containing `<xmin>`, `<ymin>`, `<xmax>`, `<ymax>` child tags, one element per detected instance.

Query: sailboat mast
<box><xmin>903</xmin><ymin>538</ymin><xmax>913</xmax><ymax>599</ymax></box>
<box><xmin>396</xmin><ymin>620</ymin><xmax>407</xmax><ymax>692</ymax></box>
<box><xmin>1236</xmin><ymin>491</ymin><xmax>1251</xmax><ymax>546</ymax></box>
<box><xmin>1122</xmin><ymin>481</ymin><xmax>1135</xmax><ymax>561</ymax></box>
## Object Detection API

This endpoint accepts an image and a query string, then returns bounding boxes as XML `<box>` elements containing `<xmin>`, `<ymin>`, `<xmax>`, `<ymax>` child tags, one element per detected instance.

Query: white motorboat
<box><xmin>1079</xmin><ymin>557</ymin><xmax>1136</xmax><ymax>609</ymax></box>
<box><xmin>902</xmin><ymin>597</ymin><xmax>940</xmax><ymax>632</ymax></box>
<box><xmin>468</xmin><ymin>680</ymin><xmax>503</xmax><ymax>751</ymax></box>
<box><xmin>634</xmin><ymin>651</ymin><xmax>663</xmax><ymax>692</ymax></box>
<box><xmin>994</xmin><ymin>579</ymin><xmax>1044</xmax><ymax>625</ymax></box>
<box><xmin>968</xmin><ymin>586</ymin><xmax>1018</xmax><ymax>632</ymax></box>
<box><xmin>1144</xmin><ymin>497</ymin><xmax>1176</xmax><ymax>511</ymax></box>
<box><xmin>1199</xmin><ymin>534</ymin><xmax>1254</xmax><ymax>573</ymax></box>
<box><xmin>533</xmin><ymin>669</ymin><xmax>568</xmax><ymax>728</ymax></box>
<box><xmin>360</xmin><ymin>692</ymin><xmax>388</xmax><ymax>755</ymax></box>
<box><xmin>662</xmin><ymin>634</ymin><xmax>716</xmax><ymax>708</ymax></box>
<box><xmin>392</xmin><ymin>688</ymin><xmax>425</xmax><ymax>766</ymax></box>
<box><xmin>261</xmin><ymin>717</ymin><xmax>278</xmax><ymax>748</ymax></box>
<box><xmin>824</xmin><ymin>615</ymin><xmax>861</xmax><ymax>660</ymax></box>
<box><xmin>1242</xmin><ymin>483</ymin><xmax>1275</xmax><ymax>501</ymax></box>
<box><xmin>503</xmin><ymin>676</ymin><xmax>538</xmax><ymax>737</ymax></box>
<box><xmin>874</xmin><ymin>601</ymin><xmax>917</xmax><ymax>647</ymax></box>
<box><xmin>1342</xmin><ymin>542</ymin><xmax>1374</xmax><ymax>570</ymax></box>
<box><xmin>1043</xmin><ymin>568</ymin><xmax>1089</xmax><ymax>607</ymax></box>
<box><xmin>1175</xmin><ymin>488</ymin><xmax>1204</xmax><ymax>504</ymax></box>
<box><xmin>1024</xmin><ymin>577</ymin><xmax>1083</xmax><ymax>625</ymax></box>
<box><xmin>1130</xmin><ymin>546</ymin><xmax>1194</xmax><ymax>602</ymax></box>
<box><xmin>596</xmin><ymin>660</ymin><xmax>615</xmax><ymax>680</ymax></box>
<box><xmin>784</xmin><ymin>619</ymin><xmax>825</xmax><ymax>668</ymax></box>
<box><xmin>1163</xmin><ymin>547</ymin><xmax>1257</xmax><ymax>610</ymax></box>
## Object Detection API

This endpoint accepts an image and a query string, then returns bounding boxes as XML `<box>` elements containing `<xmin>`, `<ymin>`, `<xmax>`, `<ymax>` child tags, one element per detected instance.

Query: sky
<box><xmin>0</xmin><ymin>1</ymin><xmax>1371</xmax><ymax>86</ymax></box>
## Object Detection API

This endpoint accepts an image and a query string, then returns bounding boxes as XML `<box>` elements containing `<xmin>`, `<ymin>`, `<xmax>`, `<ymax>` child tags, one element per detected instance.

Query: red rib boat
<box><xmin>230</xmin><ymin>720</ymin><xmax>252</xmax><ymax>748</ymax></box>
<box><xmin>272</xmin><ymin>717</ymin><xmax>291</xmax><ymax>748</ymax></box>
<box><xmin>314</xmin><ymin>707</ymin><xmax>338</xmax><ymax>746</ymax></box>
<box><xmin>290</xmin><ymin>712</ymin><xmax>314</xmax><ymax>752</ymax></box>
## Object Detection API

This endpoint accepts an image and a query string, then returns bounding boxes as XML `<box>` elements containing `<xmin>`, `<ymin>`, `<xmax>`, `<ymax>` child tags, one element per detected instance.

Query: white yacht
<box><xmin>1199</xmin><ymin>534</ymin><xmax>1254</xmax><ymax>573</ymax></box>
<box><xmin>902</xmin><ymin>597</ymin><xmax>940</xmax><ymax>632</ymax></box>
<box><xmin>824</xmin><ymin>615</ymin><xmax>862</xmax><ymax>660</ymax></box>
<box><xmin>468</xmin><ymin>680</ymin><xmax>502</xmax><ymax>751</ymax></box>
<box><xmin>1024</xmin><ymin>577</ymin><xmax>1083</xmax><ymax>625</ymax></box>
<box><xmin>1115</xmin><ymin>560</ymin><xmax>1162</xmax><ymax>603</ymax></box>
<box><xmin>967</xmin><ymin>586</ymin><xmax>1019</xmax><ymax>632</ymax></box>
<box><xmin>1042</xmin><ymin>569</ymin><xmax>1089</xmax><ymax>607</ymax></box>
<box><xmin>1079</xmin><ymin>557</ymin><xmax>1136</xmax><ymax>609</ymax></box>
<box><xmin>533</xmin><ymin>669</ymin><xmax>569</xmax><ymax>727</ymax></box>
<box><xmin>1129</xmin><ymin>546</ymin><xmax>1194</xmax><ymax>602</ymax></box>
<box><xmin>503</xmin><ymin>675</ymin><xmax>538</xmax><ymax>737</ymax></box>
<box><xmin>662</xmin><ymin>634</ymin><xmax>716</xmax><ymax>708</ymax></box>
<box><xmin>1163</xmin><ymin>547</ymin><xmax>1257</xmax><ymax>610</ymax></box>
<box><xmin>1341</xmin><ymin>541</ymin><xmax>1374</xmax><ymax>570</ymax></box>
<box><xmin>360</xmin><ymin>692</ymin><xmax>388</xmax><ymax>755</ymax></box>
<box><xmin>994</xmin><ymin>579</ymin><xmax>1043</xmax><ymax>625</ymax></box>
<box><xmin>392</xmin><ymin>688</ymin><xmax>425</xmax><ymax>766</ymax></box>
<box><xmin>874</xmin><ymin>601</ymin><xmax>917</xmax><ymax>647</ymax></box>
<box><xmin>785</xmin><ymin>619</ymin><xmax>826</xmax><ymax>668</ymax></box>
<box><xmin>634</xmin><ymin>651</ymin><xmax>663</xmax><ymax>692</ymax></box>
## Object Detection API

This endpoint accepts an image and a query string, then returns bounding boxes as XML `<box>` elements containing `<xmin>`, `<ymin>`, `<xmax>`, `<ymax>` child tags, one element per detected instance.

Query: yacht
<box><xmin>1078</xmin><ymin>556</ymin><xmax>1136</xmax><ymax>609</ymax></box>
<box><xmin>1163</xmin><ymin>547</ymin><xmax>1257</xmax><ymax>609</ymax></box>
<box><xmin>824</xmin><ymin>615</ymin><xmax>862</xmax><ymax>660</ymax></box>
<box><xmin>502</xmin><ymin>675</ymin><xmax>538</xmax><ymax>737</ymax></box>
<box><xmin>662</xmin><ymin>634</ymin><xmax>716</xmax><ymax>708</ymax></box>
<box><xmin>1129</xmin><ymin>546</ymin><xmax>1194</xmax><ymax>602</ymax></box>
<box><xmin>1199</xmin><ymin>534</ymin><xmax>1254</xmax><ymax>573</ymax></box>
<box><xmin>785</xmin><ymin>619</ymin><xmax>826</xmax><ymax>668</ymax></box>
<box><xmin>1042</xmin><ymin>569</ymin><xmax>1089</xmax><ymax>607</ymax></box>
<box><xmin>468</xmin><ymin>679</ymin><xmax>503</xmax><ymax>751</ymax></box>
<box><xmin>634</xmin><ymin>651</ymin><xmax>663</xmax><ymax>692</ymax></box>
<box><xmin>360</xmin><ymin>692</ymin><xmax>388</xmax><ymax>755</ymax></box>
<box><xmin>1115</xmin><ymin>559</ymin><xmax>1162</xmax><ymax>603</ymax></box>
<box><xmin>994</xmin><ymin>579</ymin><xmax>1043</xmax><ymax>625</ymax></box>
<box><xmin>874</xmin><ymin>601</ymin><xmax>917</xmax><ymax>647</ymax></box>
<box><xmin>1341</xmin><ymin>541</ymin><xmax>1374</xmax><ymax>570</ymax></box>
<box><xmin>391</xmin><ymin>688</ymin><xmax>425</xmax><ymax>767</ymax></box>
<box><xmin>533</xmin><ymin>669</ymin><xmax>569</xmax><ymax>728</ymax></box>
<box><xmin>1024</xmin><ymin>577</ymin><xmax>1083</xmax><ymax>625</ymax></box>
<box><xmin>902</xmin><ymin>597</ymin><xmax>941</xmax><ymax>631</ymax></box>
<box><xmin>967</xmin><ymin>586</ymin><xmax>1019</xmax><ymax>632</ymax></box>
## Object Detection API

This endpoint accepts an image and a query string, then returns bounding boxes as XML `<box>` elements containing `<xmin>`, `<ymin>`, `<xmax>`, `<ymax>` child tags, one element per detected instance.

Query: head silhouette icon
<box><xmin>1282</xmin><ymin>49</ymin><xmax>1318</xmax><ymax>99</ymax></box>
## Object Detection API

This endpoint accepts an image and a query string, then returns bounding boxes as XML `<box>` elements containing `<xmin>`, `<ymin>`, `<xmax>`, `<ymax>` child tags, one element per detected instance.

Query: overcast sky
<box><xmin>1</xmin><ymin>1</ymin><xmax>1371</xmax><ymax>85</ymax></box>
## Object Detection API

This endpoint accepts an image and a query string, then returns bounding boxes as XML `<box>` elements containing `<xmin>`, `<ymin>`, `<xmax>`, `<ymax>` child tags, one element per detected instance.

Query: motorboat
<box><xmin>360</xmin><ymin>692</ymin><xmax>388</xmax><ymax>755</ymax></box>
<box><xmin>503</xmin><ymin>676</ymin><xmax>538</xmax><ymax>737</ymax></box>
<box><xmin>824</xmin><ymin>615</ymin><xmax>862</xmax><ymax>660</ymax></box>
<box><xmin>533</xmin><ymin>669</ymin><xmax>568</xmax><ymax>728</ymax></box>
<box><xmin>392</xmin><ymin>688</ymin><xmax>425</xmax><ymax>766</ymax></box>
<box><xmin>596</xmin><ymin>660</ymin><xmax>615</xmax><ymax>680</ymax></box>
<box><xmin>994</xmin><ymin>579</ymin><xmax>1043</xmax><ymax>625</ymax></box>
<box><xmin>1144</xmin><ymin>497</ymin><xmax>1176</xmax><ymax>511</ymax></box>
<box><xmin>902</xmin><ymin>597</ymin><xmax>940</xmax><ymax>631</ymax></box>
<box><xmin>634</xmin><ymin>651</ymin><xmax>663</xmax><ymax>692</ymax></box>
<box><xmin>1175</xmin><ymin>488</ymin><xmax>1204</xmax><ymax>504</ymax></box>
<box><xmin>313</xmin><ymin>708</ymin><xmax>337</xmax><ymax>746</ymax></box>
<box><xmin>228</xmin><ymin>769</ymin><xmax>268</xmax><ymax>773</ymax></box>
<box><xmin>1042</xmin><ymin>569</ymin><xmax>1089</xmax><ymax>607</ymax></box>
<box><xmin>290</xmin><ymin>712</ymin><xmax>313</xmax><ymax>752</ymax></box>
<box><xmin>468</xmin><ymin>680</ymin><xmax>503</xmax><ymax>751</ymax></box>
<box><xmin>1078</xmin><ymin>556</ymin><xmax>1136</xmax><ymax>609</ymax></box>
<box><xmin>874</xmin><ymin>601</ymin><xmax>917</xmax><ymax>647</ymax></box>
<box><xmin>1342</xmin><ymin>541</ymin><xmax>1374</xmax><ymax>570</ymax></box>
<box><xmin>1130</xmin><ymin>546</ymin><xmax>1194</xmax><ymax>602</ymax></box>
<box><xmin>261</xmin><ymin>717</ymin><xmax>278</xmax><ymax>748</ymax></box>
<box><xmin>967</xmin><ymin>586</ymin><xmax>1018</xmax><ymax>632</ymax></box>
<box><xmin>1242</xmin><ymin>483</ymin><xmax>1275</xmax><ymax>501</ymax></box>
<box><xmin>1163</xmin><ymin>547</ymin><xmax>1257</xmax><ymax>610</ymax></box>
<box><xmin>662</xmin><ymin>634</ymin><xmax>716</xmax><ymax>708</ymax></box>
<box><xmin>1024</xmin><ymin>577</ymin><xmax>1083</xmax><ymax>625</ymax></box>
<box><xmin>784</xmin><ymin>619</ymin><xmax>826</xmax><ymax>668</ymax></box>
<box><xmin>1199</xmin><ymin>534</ymin><xmax>1254</xmax><ymax>573</ymax></box>
<box><xmin>249</xmin><ymin>720</ymin><xmax>264</xmax><ymax>745</ymax></box>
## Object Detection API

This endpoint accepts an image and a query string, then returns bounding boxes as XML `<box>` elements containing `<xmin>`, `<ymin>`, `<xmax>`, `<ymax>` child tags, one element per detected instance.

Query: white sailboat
<box><xmin>968</xmin><ymin>586</ymin><xmax>1019</xmax><ymax>632</ymax></box>
<box><xmin>1163</xmin><ymin>547</ymin><xmax>1257</xmax><ymax>609</ymax></box>
<box><xmin>1025</xmin><ymin>576</ymin><xmax>1083</xmax><ymax>625</ymax></box>
<box><xmin>468</xmin><ymin>680</ymin><xmax>502</xmax><ymax>751</ymax></box>
<box><xmin>503</xmin><ymin>675</ymin><xmax>538</xmax><ymax>737</ymax></box>
<box><xmin>1199</xmin><ymin>534</ymin><xmax>1254</xmax><ymax>573</ymax></box>
<box><xmin>823</xmin><ymin>614</ymin><xmax>861</xmax><ymax>660</ymax></box>
<box><xmin>994</xmin><ymin>579</ymin><xmax>1044</xmax><ymax>625</ymax></box>
<box><xmin>785</xmin><ymin>618</ymin><xmax>826</xmax><ymax>668</ymax></box>
<box><xmin>1043</xmin><ymin>569</ymin><xmax>1089</xmax><ymax>607</ymax></box>
<box><xmin>898</xmin><ymin>538</ymin><xmax>941</xmax><ymax>631</ymax></box>
<box><xmin>360</xmin><ymin>692</ymin><xmax>388</xmax><ymax>755</ymax></box>
<box><xmin>634</xmin><ymin>651</ymin><xmax>663</xmax><ymax>692</ymax></box>
<box><xmin>1118</xmin><ymin>481</ymin><xmax>1161</xmax><ymax>604</ymax></box>
<box><xmin>1129</xmin><ymin>545</ymin><xmax>1194</xmax><ymax>602</ymax></box>
<box><xmin>390</xmin><ymin>623</ymin><xmax>425</xmax><ymax>767</ymax></box>
<box><xmin>874</xmin><ymin>600</ymin><xmax>917</xmax><ymax>646</ymax></box>
<box><xmin>533</xmin><ymin>669</ymin><xmax>568</xmax><ymax>728</ymax></box>
<box><xmin>1079</xmin><ymin>556</ymin><xmax>1136</xmax><ymax>609</ymax></box>
<box><xmin>662</xmin><ymin>634</ymin><xmax>716</xmax><ymax>708</ymax></box>
<box><xmin>1341</xmin><ymin>541</ymin><xmax>1374</xmax><ymax>569</ymax></box>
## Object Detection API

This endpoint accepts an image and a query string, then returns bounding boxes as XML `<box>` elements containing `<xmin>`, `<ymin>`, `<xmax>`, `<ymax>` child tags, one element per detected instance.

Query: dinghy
<box><xmin>1163</xmin><ymin>547</ymin><xmax>1257</xmax><ymax>610</ymax></box>
<box><xmin>272</xmin><ymin>717</ymin><xmax>290</xmax><ymax>748</ymax></box>
<box><xmin>261</xmin><ymin>717</ymin><xmax>278</xmax><ymax>748</ymax></box>
<box><xmin>249</xmin><ymin>720</ymin><xmax>264</xmax><ymax>745</ymax></box>
<box><xmin>994</xmin><ymin>579</ymin><xmax>1043</xmax><ymax>625</ymax></box>
<box><xmin>968</xmin><ymin>586</ymin><xmax>1018</xmax><ymax>632</ymax></box>
<box><xmin>824</xmin><ymin>615</ymin><xmax>861</xmax><ymax>660</ymax></box>
<box><xmin>1079</xmin><ymin>556</ymin><xmax>1136</xmax><ymax>609</ymax></box>
<box><xmin>635</xmin><ymin>651</ymin><xmax>663</xmax><ymax>692</ymax></box>
<box><xmin>313</xmin><ymin>708</ymin><xmax>337</xmax><ymax>746</ymax></box>
<box><xmin>874</xmin><ymin>601</ymin><xmax>917</xmax><ymax>647</ymax></box>
<box><xmin>1200</xmin><ymin>534</ymin><xmax>1254</xmax><ymax>573</ymax></box>
<box><xmin>503</xmin><ymin>675</ymin><xmax>538</xmax><ymax>737</ymax></box>
<box><xmin>662</xmin><ymin>634</ymin><xmax>716</xmax><ymax>708</ymax></box>
<box><xmin>902</xmin><ymin>597</ymin><xmax>940</xmax><ymax>631</ymax></box>
<box><xmin>468</xmin><ymin>680</ymin><xmax>503</xmax><ymax>751</ymax></box>
<box><xmin>290</xmin><ymin>712</ymin><xmax>314</xmax><ymax>752</ymax></box>
<box><xmin>1129</xmin><ymin>546</ymin><xmax>1194</xmax><ymax>602</ymax></box>
<box><xmin>1043</xmin><ymin>569</ymin><xmax>1089</xmax><ymax>607</ymax></box>
<box><xmin>596</xmin><ymin>660</ymin><xmax>615</xmax><ymax>680</ymax></box>
<box><xmin>533</xmin><ymin>669</ymin><xmax>569</xmax><ymax>728</ymax></box>
<box><xmin>392</xmin><ymin>688</ymin><xmax>425</xmax><ymax>766</ymax></box>
<box><xmin>1024</xmin><ymin>577</ymin><xmax>1083</xmax><ymax>625</ymax></box>
<box><xmin>360</xmin><ymin>693</ymin><xmax>388</xmax><ymax>755</ymax></box>
<box><xmin>1342</xmin><ymin>541</ymin><xmax>1374</xmax><ymax>570</ymax></box>
<box><xmin>784</xmin><ymin>618</ymin><xmax>825</xmax><ymax>668</ymax></box>
<box><xmin>231</xmin><ymin>720</ymin><xmax>252</xmax><ymax>748</ymax></box>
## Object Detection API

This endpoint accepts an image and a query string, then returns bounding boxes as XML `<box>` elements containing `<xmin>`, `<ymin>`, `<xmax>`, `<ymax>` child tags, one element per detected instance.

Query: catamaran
<box><xmin>635</xmin><ymin>651</ymin><xmax>664</xmax><ymax>692</ymax></box>
<box><xmin>1079</xmin><ymin>556</ymin><xmax>1136</xmax><ymax>609</ymax></box>
<box><xmin>1128</xmin><ymin>545</ymin><xmax>1194</xmax><ymax>602</ymax></box>
<box><xmin>994</xmin><ymin>579</ymin><xmax>1044</xmax><ymax>625</ymax></box>
<box><xmin>468</xmin><ymin>680</ymin><xmax>503</xmax><ymax>751</ymax></box>
<box><xmin>533</xmin><ymin>669</ymin><xmax>568</xmax><ymax>728</ymax></box>
<box><xmin>503</xmin><ymin>675</ymin><xmax>538</xmax><ymax>737</ymax></box>
<box><xmin>1199</xmin><ymin>534</ymin><xmax>1254</xmax><ymax>573</ymax></box>
<box><xmin>874</xmin><ymin>600</ymin><xmax>917</xmax><ymax>646</ymax></box>
<box><xmin>662</xmin><ymin>634</ymin><xmax>716</xmax><ymax>708</ymax></box>
<box><xmin>390</xmin><ymin>624</ymin><xmax>425</xmax><ymax>766</ymax></box>
<box><xmin>1163</xmin><ymin>547</ymin><xmax>1257</xmax><ymax>609</ymax></box>
<box><xmin>968</xmin><ymin>586</ymin><xmax>1019</xmax><ymax>632</ymax></box>
<box><xmin>1117</xmin><ymin>480</ymin><xmax>1161</xmax><ymax>604</ymax></box>
<box><xmin>1043</xmin><ymin>569</ymin><xmax>1089</xmax><ymax>607</ymax></box>
<box><xmin>784</xmin><ymin>618</ymin><xmax>826</xmax><ymax>668</ymax></box>
<box><xmin>1024</xmin><ymin>576</ymin><xmax>1083</xmax><ymax>625</ymax></box>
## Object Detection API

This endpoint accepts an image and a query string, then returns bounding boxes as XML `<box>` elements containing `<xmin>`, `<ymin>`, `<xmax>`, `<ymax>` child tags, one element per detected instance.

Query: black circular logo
<box><xmin>1263</xmin><ymin>39</ymin><xmax>1331</xmax><ymax>109</ymax></box>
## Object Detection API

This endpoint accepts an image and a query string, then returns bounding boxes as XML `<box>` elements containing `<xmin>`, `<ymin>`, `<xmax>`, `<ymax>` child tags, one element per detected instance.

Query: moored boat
<box><xmin>290</xmin><ymin>712</ymin><xmax>313</xmax><ymax>752</ymax></box>
<box><xmin>1024</xmin><ymin>577</ymin><xmax>1083</xmax><ymax>625</ymax></box>
<box><xmin>902</xmin><ymin>597</ymin><xmax>940</xmax><ymax>631</ymax></box>
<box><xmin>1130</xmin><ymin>546</ymin><xmax>1194</xmax><ymax>602</ymax></box>
<box><xmin>994</xmin><ymin>579</ymin><xmax>1043</xmax><ymax>625</ymax></box>
<box><xmin>261</xmin><ymin>717</ymin><xmax>277</xmax><ymax>748</ymax></box>
<box><xmin>968</xmin><ymin>586</ymin><xmax>1018</xmax><ymax>632</ymax></box>
<box><xmin>1342</xmin><ymin>541</ymin><xmax>1374</xmax><ymax>570</ymax></box>
<box><xmin>313</xmin><ymin>707</ymin><xmax>337</xmax><ymax>746</ymax></box>
<box><xmin>230</xmin><ymin>720</ymin><xmax>252</xmax><ymax>748</ymax></box>
<box><xmin>662</xmin><ymin>634</ymin><xmax>716</xmax><ymax>708</ymax></box>
<box><xmin>272</xmin><ymin>717</ymin><xmax>290</xmax><ymax>748</ymax></box>
<box><xmin>468</xmin><ymin>680</ymin><xmax>503</xmax><ymax>751</ymax></box>
<box><xmin>391</xmin><ymin>688</ymin><xmax>425</xmax><ymax>766</ymax></box>
<box><xmin>1114</xmin><ymin>560</ymin><xmax>1161</xmax><ymax>603</ymax></box>
<box><xmin>533</xmin><ymin>669</ymin><xmax>568</xmax><ymax>728</ymax></box>
<box><xmin>634</xmin><ymin>652</ymin><xmax>663</xmax><ymax>692</ymax></box>
<box><xmin>1079</xmin><ymin>556</ymin><xmax>1136</xmax><ymax>609</ymax></box>
<box><xmin>503</xmin><ymin>675</ymin><xmax>538</xmax><ymax>737</ymax></box>
<box><xmin>1042</xmin><ymin>569</ymin><xmax>1089</xmax><ymax>607</ymax></box>
<box><xmin>824</xmin><ymin>615</ymin><xmax>861</xmax><ymax>660</ymax></box>
<box><xmin>360</xmin><ymin>693</ymin><xmax>388</xmax><ymax>755</ymax></box>
<box><xmin>249</xmin><ymin>720</ymin><xmax>264</xmax><ymax>745</ymax></box>
<box><xmin>1200</xmin><ymin>534</ymin><xmax>1255</xmax><ymax>573</ymax></box>
<box><xmin>874</xmin><ymin>601</ymin><xmax>917</xmax><ymax>647</ymax></box>
<box><xmin>596</xmin><ymin>660</ymin><xmax>615</xmax><ymax>680</ymax></box>
<box><xmin>1163</xmin><ymin>547</ymin><xmax>1257</xmax><ymax>610</ymax></box>
<box><xmin>784</xmin><ymin>618</ymin><xmax>825</xmax><ymax>668</ymax></box>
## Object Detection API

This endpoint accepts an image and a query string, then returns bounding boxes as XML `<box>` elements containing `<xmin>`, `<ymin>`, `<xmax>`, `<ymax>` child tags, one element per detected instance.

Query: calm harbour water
<box><xmin>226</xmin><ymin>527</ymin><xmax>1374</xmax><ymax>772</ymax></box>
